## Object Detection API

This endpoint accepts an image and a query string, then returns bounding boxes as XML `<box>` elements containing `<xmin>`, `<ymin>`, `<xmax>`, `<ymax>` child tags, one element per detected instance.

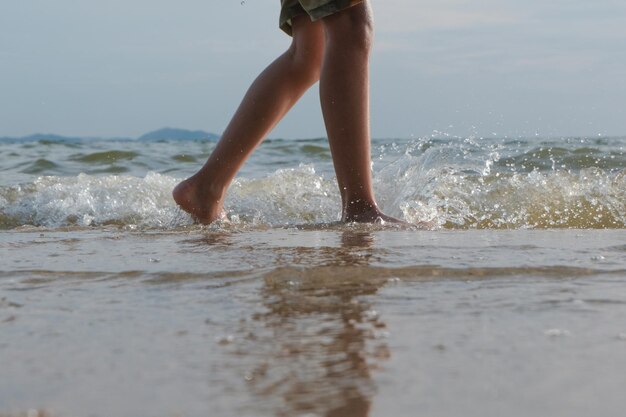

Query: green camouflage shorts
<box><xmin>279</xmin><ymin>0</ymin><xmax>363</xmax><ymax>36</ymax></box>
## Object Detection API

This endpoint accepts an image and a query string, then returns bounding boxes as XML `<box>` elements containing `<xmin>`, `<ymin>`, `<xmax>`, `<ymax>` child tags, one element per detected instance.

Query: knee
<box><xmin>291</xmin><ymin>43</ymin><xmax>324</xmax><ymax>86</ymax></box>
<box><xmin>323</xmin><ymin>4</ymin><xmax>374</xmax><ymax>53</ymax></box>
<box><xmin>288</xmin><ymin>25</ymin><xmax>324</xmax><ymax>86</ymax></box>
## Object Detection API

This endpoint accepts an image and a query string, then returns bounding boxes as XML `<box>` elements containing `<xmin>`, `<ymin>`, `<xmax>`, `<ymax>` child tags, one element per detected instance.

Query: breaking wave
<box><xmin>1</xmin><ymin>162</ymin><xmax>623</xmax><ymax>230</ymax></box>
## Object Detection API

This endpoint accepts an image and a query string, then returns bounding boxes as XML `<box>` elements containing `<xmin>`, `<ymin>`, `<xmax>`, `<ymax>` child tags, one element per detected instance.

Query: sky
<box><xmin>1</xmin><ymin>0</ymin><xmax>625</xmax><ymax>139</ymax></box>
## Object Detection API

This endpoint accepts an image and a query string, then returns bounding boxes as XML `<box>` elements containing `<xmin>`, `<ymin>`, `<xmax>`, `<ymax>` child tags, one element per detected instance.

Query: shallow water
<box><xmin>1</xmin><ymin>227</ymin><xmax>626</xmax><ymax>416</ymax></box>
<box><xmin>1</xmin><ymin>136</ymin><xmax>625</xmax><ymax>229</ymax></box>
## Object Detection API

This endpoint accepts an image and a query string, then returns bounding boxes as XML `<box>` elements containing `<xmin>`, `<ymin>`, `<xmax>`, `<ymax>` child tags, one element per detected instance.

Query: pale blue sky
<box><xmin>1</xmin><ymin>0</ymin><xmax>625</xmax><ymax>138</ymax></box>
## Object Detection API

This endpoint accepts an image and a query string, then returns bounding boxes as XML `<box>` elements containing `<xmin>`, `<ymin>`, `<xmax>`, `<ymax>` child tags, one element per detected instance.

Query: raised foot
<box><xmin>172</xmin><ymin>177</ymin><xmax>225</xmax><ymax>225</ymax></box>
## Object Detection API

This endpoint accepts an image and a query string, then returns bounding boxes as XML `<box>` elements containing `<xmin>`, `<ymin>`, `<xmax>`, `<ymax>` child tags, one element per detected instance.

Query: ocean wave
<box><xmin>376</xmin><ymin>152</ymin><xmax>626</xmax><ymax>229</ymax></box>
<box><xmin>1</xmin><ymin>161</ymin><xmax>624</xmax><ymax>230</ymax></box>
<box><xmin>0</xmin><ymin>172</ymin><xmax>185</xmax><ymax>229</ymax></box>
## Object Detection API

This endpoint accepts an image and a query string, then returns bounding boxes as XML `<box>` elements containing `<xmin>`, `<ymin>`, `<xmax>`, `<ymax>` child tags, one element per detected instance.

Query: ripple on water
<box><xmin>21</xmin><ymin>159</ymin><xmax>62</xmax><ymax>175</ymax></box>
<box><xmin>70</xmin><ymin>150</ymin><xmax>140</xmax><ymax>164</ymax></box>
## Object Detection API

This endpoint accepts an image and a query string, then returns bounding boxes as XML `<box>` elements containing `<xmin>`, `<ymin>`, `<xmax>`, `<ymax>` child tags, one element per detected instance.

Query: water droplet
<box><xmin>365</xmin><ymin>310</ymin><xmax>379</xmax><ymax>319</ymax></box>
<box><xmin>544</xmin><ymin>328</ymin><xmax>570</xmax><ymax>337</ymax></box>
<box><xmin>217</xmin><ymin>335</ymin><xmax>235</xmax><ymax>345</ymax></box>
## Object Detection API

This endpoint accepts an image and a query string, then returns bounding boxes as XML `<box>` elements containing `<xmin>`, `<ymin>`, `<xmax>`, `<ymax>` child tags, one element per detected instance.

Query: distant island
<box><xmin>0</xmin><ymin>127</ymin><xmax>220</xmax><ymax>142</ymax></box>
<box><xmin>137</xmin><ymin>128</ymin><xmax>220</xmax><ymax>141</ymax></box>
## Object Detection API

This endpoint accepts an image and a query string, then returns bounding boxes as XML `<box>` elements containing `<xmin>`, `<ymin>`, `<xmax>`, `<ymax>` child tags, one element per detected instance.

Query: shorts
<box><xmin>279</xmin><ymin>0</ymin><xmax>363</xmax><ymax>36</ymax></box>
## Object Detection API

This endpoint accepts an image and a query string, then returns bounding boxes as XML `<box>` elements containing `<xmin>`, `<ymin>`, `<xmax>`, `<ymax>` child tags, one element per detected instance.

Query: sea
<box><xmin>1</xmin><ymin>135</ymin><xmax>625</xmax><ymax>417</ymax></box>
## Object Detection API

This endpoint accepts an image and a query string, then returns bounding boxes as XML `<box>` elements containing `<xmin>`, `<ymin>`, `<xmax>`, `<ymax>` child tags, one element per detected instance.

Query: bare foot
<box><xmin>343</xmin><ymin>208</ymin><xmax>434</xmax><ymax>229</ymax></box>
<box><xmin>342</xmin><ymin>200</ymin><xmax>406</xmax><ymax>224</ymax></box>
<box><xmin>343</xmin><ymin>209</ymin><xmax>405</xmax><ymax>224</ymax></box>
<box><xmin>172</xmin><ymin>176</ymin><xmax>225</xmax><ymax>224</ymax></box>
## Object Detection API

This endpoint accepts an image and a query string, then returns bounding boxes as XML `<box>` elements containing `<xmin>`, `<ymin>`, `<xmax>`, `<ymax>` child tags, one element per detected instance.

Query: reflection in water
<box><xmin>235</xmin><ymin>231</ymin><xmax>390</xmax><ymax>417</ymax></box>
<box><xmin>181</xmin><ymin>230</ymin><xmax>235</xmax><ymax>248</ymax></box>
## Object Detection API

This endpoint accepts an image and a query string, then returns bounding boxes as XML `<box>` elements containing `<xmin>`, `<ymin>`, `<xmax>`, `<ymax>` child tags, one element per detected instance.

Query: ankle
<box><xmin>189</xmin><ymin>172</ymin><xmax>227</xmax><ymax>201</ymax></box>
<box><xmin>342</xmin><ymin>198</ymin><xmax>380</xmax><ymax>220</ymax></box>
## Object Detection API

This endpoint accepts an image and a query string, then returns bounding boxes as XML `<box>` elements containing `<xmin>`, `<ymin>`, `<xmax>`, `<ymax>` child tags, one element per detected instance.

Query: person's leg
<box><xmin>319</xmin><ymin>1</ymin><xmax>399</xmax><ymax>223</ymax></box>
<box><xmin>173</xmin><ymin>17</ymin><xmax>324</xmax><ymax>223</ymax></box>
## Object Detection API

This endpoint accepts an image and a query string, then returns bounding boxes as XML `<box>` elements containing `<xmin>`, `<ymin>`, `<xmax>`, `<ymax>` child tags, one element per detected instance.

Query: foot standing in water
<box><xmin>173</xmin><ymin>0</ymin><xmax>400</xmax><ymax>224</ymax></box>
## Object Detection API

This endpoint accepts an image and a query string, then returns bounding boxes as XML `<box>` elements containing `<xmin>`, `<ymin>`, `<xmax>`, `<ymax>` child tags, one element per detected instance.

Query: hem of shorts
<box><xmin>308</xmin><ymin>0</ymin><xmax>362</xmax><ymax>21</ymax></box>
<box><xmin>279</xmin><ymin>4</ymin><xmax>307</xmax><ymax>36</ymax></box>
<box><xmin>280</xmin><ymin>0</ymin><xmax>363</xmax><ymax>36</ymax></box>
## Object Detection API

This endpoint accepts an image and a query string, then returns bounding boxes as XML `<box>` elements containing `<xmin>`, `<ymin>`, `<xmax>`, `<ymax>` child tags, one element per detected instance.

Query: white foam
<box><xmin>226</xmin><ymin>164</ymin><xmax>340</xmax><ymax>225</ymax></box>
<box><xmin>375</xmin><ymin>149</ymin><xmax>626</xmax><ymax>229</ymax></box>
<box><xmin>1</xmin><ymin>172</ymin><xmax>189</xmax><ymax>229</ymax></box>
<box><xmin>1</xmin><ymin>158</ymin><xmax>624</xmax><ymax>229</ymax></box>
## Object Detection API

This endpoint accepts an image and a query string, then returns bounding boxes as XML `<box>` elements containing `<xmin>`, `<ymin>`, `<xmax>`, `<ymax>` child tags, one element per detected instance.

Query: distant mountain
<box><xmin>137</xmin><ymin>128</ymin><xmax>219</xmax><ymax>141</ymax></box>
<box><xmin>0</xmin><ymin>133</ymin><xmax>90</xmax><ymax>142</ymax></box>
<box><xmin>0</xmin><ymin>128</ymin><xmax>220</xmax><ymax>142</ymax></box>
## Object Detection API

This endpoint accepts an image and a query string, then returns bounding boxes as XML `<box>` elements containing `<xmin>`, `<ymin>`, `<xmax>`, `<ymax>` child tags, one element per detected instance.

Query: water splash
<box><xmin>375</xmin><ymin>141</ymin><xmax>625</xmax><ymax>229</ymax></box>
<box><xmin>0</xmin><ymin>173</ymin><xmax>186</xmax><ymax>229</ymax></box>
<box><xmin>1</xmin><ymin>163</ymin><xmax>624</xmax><ymax>230</ymax></box>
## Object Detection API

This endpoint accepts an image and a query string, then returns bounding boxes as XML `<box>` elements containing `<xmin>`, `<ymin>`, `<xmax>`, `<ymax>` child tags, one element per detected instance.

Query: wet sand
<box><xmin>1</xmin><ymin>228</ymin><xmax>626</xmax><ymax>416</ymax></box>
